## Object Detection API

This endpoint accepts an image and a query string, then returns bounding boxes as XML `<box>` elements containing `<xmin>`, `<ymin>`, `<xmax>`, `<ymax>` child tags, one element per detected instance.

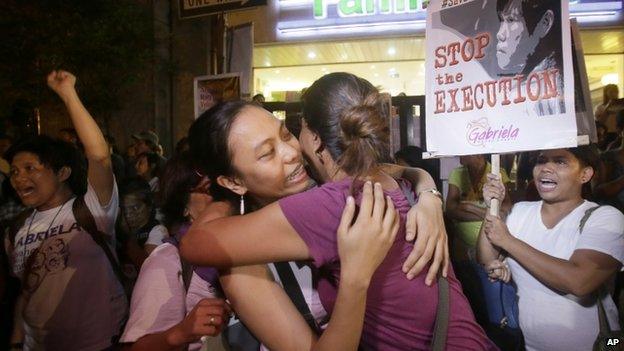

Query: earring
<box><xmin>240</xmin><ymin>195</ymin><xmax>245</xmax><ymax>215</ymax></box>
<box><xmin>315</xmin><ymin>150</ymin><xmax>325</xmax><ymax>165</ymax></box>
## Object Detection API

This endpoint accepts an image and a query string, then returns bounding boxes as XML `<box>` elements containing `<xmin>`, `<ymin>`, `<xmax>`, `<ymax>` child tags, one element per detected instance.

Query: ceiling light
<box><xmin>370</xmin><ymin>65</ymin><xmax>376</xmax><ymax>69</ymax></box>
<box><xmin>387</xmin><ymin>47</ymin><xmax>396</xmax><ymax>56</ymax></box>
<box><xmin>265</xmin><ymin>61</ymin><xmax>271</xmax><ymax>67</ymax></box>
<box><xmin>601</xmin><ymin>73</ymin><xmax>619</xmax><ymax>86</ymax></box>
<box><xmin>308</xmin><ymin>51</ymin><xmax>317</xmax><ymax>59</ymax></box>
<box><xmin>275</xmin><ymin>70</ymin><xmax>280</xmax><ymax>74</ymax></box>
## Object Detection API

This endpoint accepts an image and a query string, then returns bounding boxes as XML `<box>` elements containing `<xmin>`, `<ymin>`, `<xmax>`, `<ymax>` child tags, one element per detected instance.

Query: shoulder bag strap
<box><xmin>579</xmin><ymin>205</ymin><xmax>602</xmax><ymax>234</ymax></box>
<box><xmin>273</xmin><ymin>261</ymin><xmax>321</xmax><ymax>334</ymax></box>
<box><xmin>596</xmin><ymin>287</ymin><xmax>613</xmax><ymax>334</ymax></box>
<box><xmin>431</xmin><ymin>275</ymin><xmax>450</xmax><ymax>351</ymax></box>
<box><xmin>579</xmin><ymin>205</ymin><xmax>618</xmax><ymax>334</ymax></box>
<box><xmin>72</xmin><ymin>196</ymin><xmax>126</xmax><ymax>290</ymax></box>
<box><xmin>398</xmin><ymin>181</ymin><xmax>449</xmax><ymax>350</ymax></box>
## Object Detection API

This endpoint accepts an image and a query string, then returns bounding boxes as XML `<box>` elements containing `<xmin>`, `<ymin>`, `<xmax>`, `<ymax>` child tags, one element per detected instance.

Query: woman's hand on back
<box><xmin>337</xmin><ymin>182</ymin><xmax>400</xmax><ymax>287</ymax></box>
<box><xmin>403</xmin><ymin>192</ymin><xmax>449</xmax><ymax>285</ymax></box>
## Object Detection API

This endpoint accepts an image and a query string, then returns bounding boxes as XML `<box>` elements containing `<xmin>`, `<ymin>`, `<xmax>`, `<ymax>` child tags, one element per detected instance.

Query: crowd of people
<box><xmin>0</xmin><ymin>69</ymin><xmax>622</xmax><ymax>351</ymax></box>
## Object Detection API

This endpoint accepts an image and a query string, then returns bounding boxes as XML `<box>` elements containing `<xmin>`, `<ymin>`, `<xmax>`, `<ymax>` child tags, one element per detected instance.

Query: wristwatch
<box><xmin>417</xmin><ymin>188</ymin><xmax>443</xmax><ymax>201</ymax></box>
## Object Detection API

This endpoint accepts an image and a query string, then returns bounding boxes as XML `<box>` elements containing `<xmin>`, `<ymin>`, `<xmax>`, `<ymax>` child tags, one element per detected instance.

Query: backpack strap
<box><xmin>72</xmin><ymin>196</ymin><xmax>127</xmax><ymax>291</ymax></box>
<box><xmin>180</xmin><ymin>258</ymin><xmax>193</xmax><ymax>292</ymax></box>
<box><xmin>166</xmin><ymin>232</ymin><xmax>194</xmax><ymax>293</ymax></box>
<box><xmin>273</xmin><ymin>261</ymin><xmax>321</xmax><ymax>335</ymax></box>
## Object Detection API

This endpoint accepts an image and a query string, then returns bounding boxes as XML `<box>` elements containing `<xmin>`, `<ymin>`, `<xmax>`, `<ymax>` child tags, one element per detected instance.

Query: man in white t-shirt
<box><xmin>4</xmin><ymin>71</ymin><xmax>127</xmax><ymax>350</ymax></box>
<box><xmin>477</xmin><ymin>146</ymin><xmax>624</xmax><ymax>351</ymax></box>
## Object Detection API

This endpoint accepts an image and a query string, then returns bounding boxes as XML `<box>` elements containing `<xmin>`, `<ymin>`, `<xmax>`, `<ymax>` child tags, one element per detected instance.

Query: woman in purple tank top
<box><xmin>182</xmin><ymin>73</ymin><xmax>496</xmax><ymax>350</ymax></box>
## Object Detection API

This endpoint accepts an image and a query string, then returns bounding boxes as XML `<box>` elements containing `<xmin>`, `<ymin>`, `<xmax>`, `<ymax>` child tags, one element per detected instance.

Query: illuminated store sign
<box><xmin>277</xmin><ymin>0</ymin><xmax>622</xmax><ymax>39</ymax></box>
<box><xmin>312</xmin><ymin>0</ymin><xmax>427</xmax><ymax>19</ymax></box>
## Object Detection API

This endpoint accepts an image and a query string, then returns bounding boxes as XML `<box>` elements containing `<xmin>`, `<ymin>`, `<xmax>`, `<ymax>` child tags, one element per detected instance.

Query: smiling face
<box><xmin>532</xmin><ymin>149</ymin><xmax>593</xmax><ymax>204</ymax></box>
<box><xmin>225</xmin><ymin>106</ymin><xmax>312</xmax><ymax>204</ymax></box>
<box><xmin>10</xmin><ymin>152</ymin><xmax>67</xmax><ymax>209</ymax></box>
<box><xmin>496</xmin><ymin>0</ymin><xmax>539</xmax><ymax>73</ymax></box>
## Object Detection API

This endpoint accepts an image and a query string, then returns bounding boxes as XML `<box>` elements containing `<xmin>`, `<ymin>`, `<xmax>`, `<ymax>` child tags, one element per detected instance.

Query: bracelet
<box><xmin>417</xmin><ymin>188</ymin><xmax>443</xmax><ymax>201</ymax></box>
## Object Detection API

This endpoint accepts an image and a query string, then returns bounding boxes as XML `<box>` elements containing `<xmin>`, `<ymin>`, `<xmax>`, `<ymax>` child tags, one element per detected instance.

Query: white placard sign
<box><xmin>425</xmin><ymin>0</ymin><xmax>577</xmax><ymax>157</ymax></box>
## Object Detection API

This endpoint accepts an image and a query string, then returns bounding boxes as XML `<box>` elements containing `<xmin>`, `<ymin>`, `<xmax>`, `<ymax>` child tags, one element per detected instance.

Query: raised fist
<box><xmin>46</xmin><ymin>70</ymin><xmax>77</xmax><ymax>99</ymax></box>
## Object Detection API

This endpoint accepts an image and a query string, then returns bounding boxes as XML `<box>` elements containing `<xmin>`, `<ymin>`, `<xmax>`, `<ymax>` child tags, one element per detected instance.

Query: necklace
<box><xmin>20</xmin><ymin>201</ymin><xmax>68</xmax><ymax>272</ymax></box>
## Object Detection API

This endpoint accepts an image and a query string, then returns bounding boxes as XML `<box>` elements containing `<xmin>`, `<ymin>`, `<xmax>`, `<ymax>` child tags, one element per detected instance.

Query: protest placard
<box><xmin>425</xmin><ymin>0</ymin><xmax>576</xmax><ymax>157</ymax></box>
<box><xmin>194</xmin><ymin>73</ymin><xmax>241</xmax><ymax>118</ymax></box>
<box><xmin>570</xmin><ymin>19</ymin><xmax>597</xmax><ymax>144</ymax></box>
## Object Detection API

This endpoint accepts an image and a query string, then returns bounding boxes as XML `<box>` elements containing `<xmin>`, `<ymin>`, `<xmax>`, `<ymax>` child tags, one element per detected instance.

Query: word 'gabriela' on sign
<box><xmin>313</xmin><ymin>0</ymin><xmax>427</xmax><ymax>19</ymax></box>
<box><xmin>433</xmin><ymin>32</ymin><xmax>561</xmax><ymax>114</ymax></box>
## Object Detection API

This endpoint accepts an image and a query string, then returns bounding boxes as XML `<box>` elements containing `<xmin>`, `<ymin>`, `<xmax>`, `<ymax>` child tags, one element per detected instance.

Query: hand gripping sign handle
<box><xmin>489</xmin><ymin>154</ymin><xmax>501</xmax><ymax>217</ymax></box>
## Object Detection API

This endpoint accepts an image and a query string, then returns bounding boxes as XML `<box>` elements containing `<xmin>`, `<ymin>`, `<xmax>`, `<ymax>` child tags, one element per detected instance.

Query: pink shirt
<box><xmin>120</xmin><ymin>243</ymin><xmax>219</xmax><ymax>351</ymax></box>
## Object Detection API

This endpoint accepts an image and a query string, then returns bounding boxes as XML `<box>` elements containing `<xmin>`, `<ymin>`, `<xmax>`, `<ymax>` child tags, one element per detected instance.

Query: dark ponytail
<box><xmin>301</xmin><ymin>72</ymin><xmax>391</xmax><ymax>178</ymax></box>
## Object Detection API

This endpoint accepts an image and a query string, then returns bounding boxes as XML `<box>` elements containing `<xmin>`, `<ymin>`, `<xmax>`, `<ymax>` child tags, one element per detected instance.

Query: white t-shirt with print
<box><xmin>7</xmin><ymin>182</ymin><xmax>127</xmax><ymax>351</ymax></box>
<box><xmin>506</xmin><ymin>201</ymin><xmax>624</xmax><ymax>351</ymax></box>
<box><xmin>120</xmin><ymin>242</ymin><xmax>220</xmax><ymax>351</ymax></box>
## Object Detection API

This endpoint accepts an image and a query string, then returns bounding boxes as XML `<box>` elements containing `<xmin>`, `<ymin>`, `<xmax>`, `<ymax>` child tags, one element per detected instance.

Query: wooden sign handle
<box><xmin>489</xmin><ymin>154</ymin><xmax>500</xmax><ymax>217</ymax></box>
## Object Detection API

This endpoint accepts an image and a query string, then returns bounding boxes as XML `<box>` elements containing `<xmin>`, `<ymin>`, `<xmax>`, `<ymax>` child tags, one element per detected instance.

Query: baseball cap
<box><xmin>132</xmin><ymin>131</ymin><xmax>159</xmax><ymax>146</ymax></box>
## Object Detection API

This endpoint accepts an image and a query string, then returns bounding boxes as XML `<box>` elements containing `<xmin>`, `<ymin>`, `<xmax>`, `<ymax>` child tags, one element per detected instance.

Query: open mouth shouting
<box><xmin>16</xmin><ymin>185</ymin><xmax>36</xmax><ymax>200</ymax></box>
<box><xmin>536</xmin><ymin>177</ymin><xmax>557</xmax><ymax>192</ymax></box>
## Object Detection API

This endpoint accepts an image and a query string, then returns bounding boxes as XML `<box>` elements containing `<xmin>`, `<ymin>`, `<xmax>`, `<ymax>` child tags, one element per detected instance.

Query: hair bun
<box><xmin>301</xmin><ymin>73</ymin><xmax>391</xmax><ymax>177</ymax></box>
<box><xmin>340</xmin><ymin>105</ymin><xmax>379</xmax><ymax>141</ymax></box>
<box><xmin>340</xmin><ymin>92</ymin><xmax>383</xmax><ymax>140</ymax></box>
<box><xmin>338</xmin><ymin>92</ymin><xmax>390</xmax><ymax>176</ymax></box>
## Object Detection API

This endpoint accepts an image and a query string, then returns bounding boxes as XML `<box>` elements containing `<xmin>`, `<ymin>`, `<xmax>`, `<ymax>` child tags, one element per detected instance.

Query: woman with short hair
<box><xmin>478</xmin><ymin>146</ymin><xmax>624</xmax><ymax>351</ymax></box>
